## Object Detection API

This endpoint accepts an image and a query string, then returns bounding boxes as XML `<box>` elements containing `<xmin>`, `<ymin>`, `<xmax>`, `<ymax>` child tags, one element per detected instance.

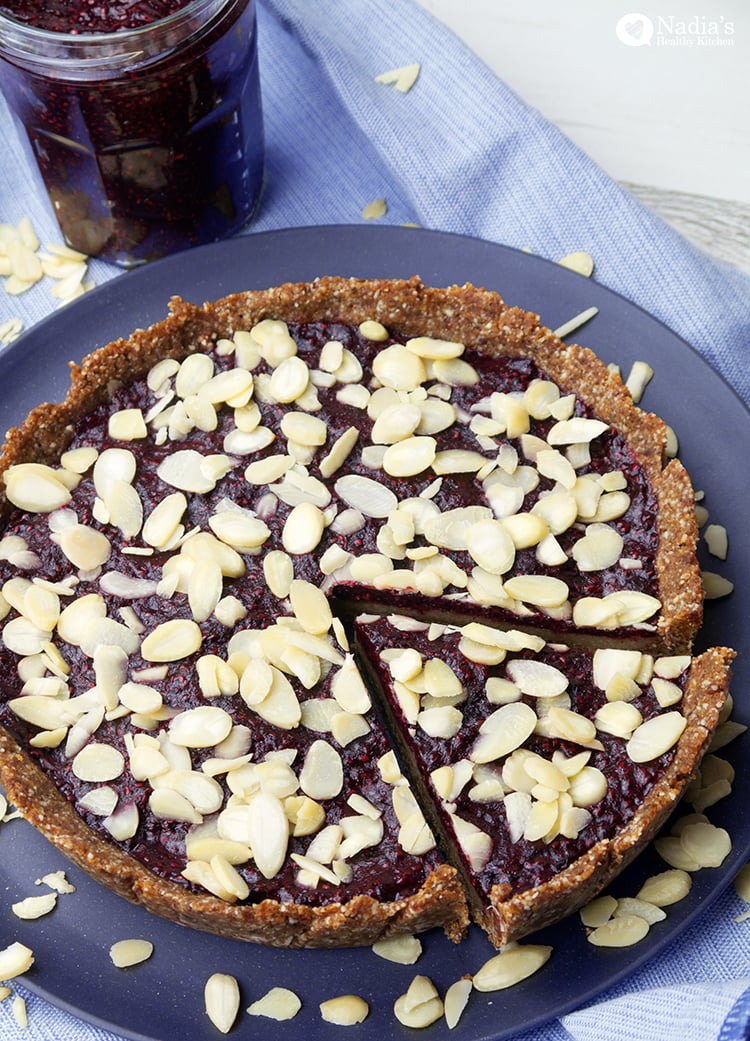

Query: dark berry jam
<box><xmin>1</xmin><ymin>0</ymin><xmax>193</xmax><ymax>33</ymax></box>
<box><xmin>0</xmin><ymin>0</ymin><xmax>264</xmax><ymax>264</ymax></box>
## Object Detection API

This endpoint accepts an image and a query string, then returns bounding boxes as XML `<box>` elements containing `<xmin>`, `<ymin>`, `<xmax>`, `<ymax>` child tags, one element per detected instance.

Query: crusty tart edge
<box><xmin>0</xmin><ymin>275</ymin><xmax>709</xmax><ymax>947</ymax></box>
<box><xmin>481</xmin><ymin>645</ymin><xmax>735</xmax><ymax>947</ymax></box>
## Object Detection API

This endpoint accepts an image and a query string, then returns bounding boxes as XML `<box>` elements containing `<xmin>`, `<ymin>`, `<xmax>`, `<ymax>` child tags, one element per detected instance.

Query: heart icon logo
<box><xmin>615</xmin><ymin>12</ymin><xmax>655</xmax><ymax>46</ymax></box>
<box><xmin>625</xmin><ymin>17</ymin><xmax>645</xmax><ymax>38</ymax></box>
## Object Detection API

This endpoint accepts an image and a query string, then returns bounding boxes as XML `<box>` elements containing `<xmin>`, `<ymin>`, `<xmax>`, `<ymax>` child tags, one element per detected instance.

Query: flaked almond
<box><xmin>472</xmin><ymin>944</ymin><xmax>552</xmax><ymax>991</ymax></box>
<box><xmin>197</xmin><ymin>654</ymin><xmax>240</xmax><ymax>699</ymax></box>
<box><xmin>702</xmin><ymin>571</ymin><xmax>734</xmax><ymax>599</ymax></box>
<box><xmin>652</xmin><ymin>677</ymin><xmax>683</xmax><ymax>708</ymax></box>
<box><xmin>280</xmin><ymin>411</ymin><xmax>327</xmax><ymax>446</ymax></box>
<box><xmin>103</xmin><ymin>801</ymin><xmax>139</xmax><ymax>840</ymax></box>
<box><xmin>187</xmin><ymin>560</ymin><xmax>224</xmax><ymax>623</ymax></box>
<box><xmin>568</xmin><ymin>765</ymin><xmax>608</xmax><ymax>806</ymax></box>
<box><xmin>247</xmin><ymin>987</ymin><xmax>302</xmax><ymax>1021</ymax></box>
<box><xmin>205</xmin><ymin>973</ymin><xmax>240</xmax><ymax>1034</ymax></box>
<box><xmin>470</xmin><ymin>702</ymin><xmax>537</xmax><ymax>763</ymax></box>
<box><xmin>572</xmin><ymin>523</ymin><xmax>624</xmax><ymax>572</ymax></box>
<box><xmin>263</xmin><ymin>549</ymin><xmax>294</xmax><ymax>599</ymax></box>
<box><xmin>393</xmin><ymin>976</ymin><xmax>443</xmax><ymax>1029</ymax></box>
<box><xmin>679</xmin><ymin>820</ymin><xmax>731</xmax><ymax>868</ymax></box>
<box><xmin>506</xmin><ymin>659</ymin><xmax>568</xmax><ymax>698</ymax></box>
<box><xmin>169</xmin><ymin>705</ymin><xmax>233</xmax><ymax>748</ymax></box>
<box><xmin>157</xmin><ymin>449</ymin><xmax>220</xmax><ymax>494</ymax></box>
<box><xmin>282</xmin><ymin>502</ymin><xmax>326</xmax><ymax>554</ymax></box>
<box><xmin>108</xmin><ymin>408</ymin><xmax>147</xmax><ymax>441</ymax></box>
<box><xmin>587</xmin><ymin>915</ymin><xmax>650</xmax><ymax>947</ymax></box>
<box><xmin>627</xmin><ymin>711</ymin><xmax>686</xmax><ymax>763</ymax></box>
<box><xmin>243</xmin><ymin>664</ymin><xmax>301</xmax><ymax>729</ymax></box>
<box><xmin>334</xmin><ymin>474</ymin><xmax>397</xmax><ymax>518</ymax></box>
<box><xmin>174</xmin><ymin>353</ymin><xmax>214</xmax><ymax>398</ymax></box>
<box><xmin>244</xmin><ymin>454</ymin><xmax>292</xmax><ymax>486</ymax></box>
<box><xmin>12</xmin><ymin>892</ymin><xmax>57</xmax><ymax>920</ymax></box>
<box><xmin>417</xmin><ymin>704</ymin><xmax>463</xmax><ymax>739</ymax></box>
<box><xmin>320</xmin><ymin>427</ymin><xmax>359</xmax><ymax>478</ymax></box>
<box><xmin>142</xmin><ymin>491</ymin><xmax>188</xmax><ymax>549</ymax></box>
<box><xmin>150</xmin><ymin>789</ymin><xmax>202</xmax><ymax>824</ymax></box>
<box><xmin>372</xmin><ymin>344</ymin><xmax>426</xmax><ymax>392</ymax></box>
<box><xmin>4</xmin><ymin>463</ymin><xmax>72</xmax><ymax>512</ymax></box>
<box><xmin>594</xmin><ymin>700</ymin><xmax>642</xmax><ymax>738</ymax></box>
<box><xmin>72</xmin><ymin>742</ymin><xmax>124</xmax><ymax>782</ymax></box>
<box><xmin>547</xmin><ymin>417</ymin><xmax>609</xmax><ymax>445</ymax></box>
<box><xmin>371</xmin><ymin>403</ymin><xmax>422</xmax><ymax>445</ymax></box>
<box><xmin>209</xmin><ymin>510</ymin><xmax>270</xmax><ymax>553</ymax></box>
<box><xmin>289</xmin><ymin>579</ymin><xmax>332</xmax><ymax>635</ymax></box>
<box><xmin>432</xmin><ymin>449</ymin><xmax>487</xmax><ymax>475</ymax></box>
<box><xmin>56</xmin><ymin>523</ymin><xmax>111</xmax><ymax>571</ymax></box>
<box><xmin>624</xmin><ymin>360</ymin><xmax>654</xmax><ymax>403</ymax></box>
<box><xmin>444</xmin><ymin>977</ymin><xmax>472</xmax><ymax>1030</ymax></box>
<box><xmin>0</xmin><ymin>942</ymin><xmax>34</xmax><ymax>981</ymax></box>
<box><xmin>109</xmin><ymin>938</ymin><xmax>154</xmax><ymax>968</ymax></box>
<box><xmin>247</xmin><ymin>792</ymin><xmax>289</xmax><ymax>878</ymax></box>
<box><xmin>331</xmin><ymin>655</ymin><xmax>371</xmax><ymax>713</ymax></box>
<box><xmin>320</xmin><ymin>995</ymin><xmax>369</xmax><ymax>1026</ymax></box>
<box><xmin>579</xmin><ymin>894</ymin><xmax>618</xmax><ymax>928</ymax></box>
<box><xmin>269</xmin><ymin>355</ymin><xmax>309</xmax><ymax>402</ymax></box>
<box><xmin>503</xmin><ymin>574</ymin><xmax>569</xmax><ymax>608</ymax></box>
<box><xmin>466</xmin><ymin>519</ymin><xmax>515</xmax><ymax>575</ymax></box>
<box><xmin>372</xmin><ymin>934</ymin><xmax>423</xmax><ymax>964</ymax></box>
<box><xmin>300</xmin><ymin>740</ymin><xmax>343</xmax><ymax>800</ymax></box>
<box><xmin>383</xmin><ymin>436</ymin><xmax>436</xmax><ymax>477</ymax></box>
<box><xmin>141</xmin><ymin>618</ymin><xmax>202</xmax><ymax>662</ymax></box>
<box><xmin>613</xmin><ymin>897</ymin><xmax>666</xmax><ymax>926</ymax></box>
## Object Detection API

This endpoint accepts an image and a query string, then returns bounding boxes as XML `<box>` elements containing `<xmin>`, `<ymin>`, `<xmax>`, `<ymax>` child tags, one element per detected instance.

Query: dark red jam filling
<box><xmin>356</xmin><ymin>617</ymin><xmax>684</xmax><ymax>902</ymax></box>
<box><xmin>0</xmin><ymin>318</ymin><xmax>662</xmax><ymax>906</ymax></box>
<box><xmin>0</xmin><ymin>0</ymin><xmax>190</xmax><ymax>33</ymax></box>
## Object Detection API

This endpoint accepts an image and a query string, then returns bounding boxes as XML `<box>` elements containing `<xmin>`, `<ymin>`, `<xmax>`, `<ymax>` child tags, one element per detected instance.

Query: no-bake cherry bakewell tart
<box><xmin>0</xmin><ymin>277</ymin><xmax>733</xmax><ymax>949</ymax></box>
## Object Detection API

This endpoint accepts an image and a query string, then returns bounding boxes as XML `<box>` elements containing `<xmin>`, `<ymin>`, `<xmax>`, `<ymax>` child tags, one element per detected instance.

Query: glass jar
<box><xmin>0</xmin><ymin>0</ymin><xmax>264</xmax><ymax>266</ymax></box>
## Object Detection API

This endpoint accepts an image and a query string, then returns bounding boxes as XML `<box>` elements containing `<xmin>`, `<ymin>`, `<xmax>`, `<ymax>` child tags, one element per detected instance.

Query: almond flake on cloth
<box><xmin>361</xmin><ymin>198</ymin><xmax>388</xmax><ymax>220</ymax></box>
<box><xmin>375</xmin><ymin>63</ymin><xmax>420</xmax><ymax>93</ymax></box>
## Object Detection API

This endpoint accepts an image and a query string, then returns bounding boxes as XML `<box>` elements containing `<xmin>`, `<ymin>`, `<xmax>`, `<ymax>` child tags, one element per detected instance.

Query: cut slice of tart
<box><xmin>0</xmin><ymin>609</ymin><xmax>468</xmax><ymax>947</ymax></box>
<box><xmin>355</xmin><ymin>613</ymin><xmax>734</xmax><ymax>947</ymax></box>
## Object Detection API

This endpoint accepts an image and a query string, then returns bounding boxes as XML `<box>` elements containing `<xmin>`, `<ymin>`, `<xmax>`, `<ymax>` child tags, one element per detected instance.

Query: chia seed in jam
<box><xmin>0</xmin><ymin>317</ymin><xmax>664</xmax><ymax>910</ymax></box>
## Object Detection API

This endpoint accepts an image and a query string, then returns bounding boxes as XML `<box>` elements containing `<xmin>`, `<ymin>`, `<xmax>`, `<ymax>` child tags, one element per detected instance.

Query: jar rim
<box><xmin>0</xmin><ymin>0</ymin><xmax>240</xmax><ymax>70</ymax></box>
<box><xmin>0</xmin><ymin>0</ymin><xmax>230</xmax><ymax>49</ymax></box>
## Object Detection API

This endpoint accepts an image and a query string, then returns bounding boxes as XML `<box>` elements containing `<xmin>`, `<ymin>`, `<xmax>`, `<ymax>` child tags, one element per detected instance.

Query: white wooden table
<box><xmin>417</xmin><ymin>0</ymin><xmax>750</xmax><ymax>274</ymax></box>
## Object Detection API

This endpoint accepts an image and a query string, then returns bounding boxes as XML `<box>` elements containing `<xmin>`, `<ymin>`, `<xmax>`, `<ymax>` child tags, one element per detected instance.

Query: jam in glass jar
<box><xmin>0</xmin><ymin>0</ymin><xmax>264</xmax><ymax>266</ymax></box>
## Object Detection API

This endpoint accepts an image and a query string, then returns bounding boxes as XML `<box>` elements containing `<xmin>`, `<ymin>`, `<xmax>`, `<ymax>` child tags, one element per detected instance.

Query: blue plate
<box><xmin>0</xmin><ymin>225</ymin><xmax>747</xmax><ymax>1041</ymax></box>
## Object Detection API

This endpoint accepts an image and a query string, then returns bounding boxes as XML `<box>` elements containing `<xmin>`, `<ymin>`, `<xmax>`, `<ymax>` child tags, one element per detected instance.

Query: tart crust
<box><xmin>0</xmin><ymin>276</ymin><xmax>718</xmax><ymax>950</ymax></box>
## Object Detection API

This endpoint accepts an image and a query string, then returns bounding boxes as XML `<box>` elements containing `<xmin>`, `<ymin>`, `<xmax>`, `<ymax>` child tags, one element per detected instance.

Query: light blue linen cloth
<box><xmin>0</xmin><ymin>1</ymin><xmax>749</xmax><ymax>1039</ymax></box>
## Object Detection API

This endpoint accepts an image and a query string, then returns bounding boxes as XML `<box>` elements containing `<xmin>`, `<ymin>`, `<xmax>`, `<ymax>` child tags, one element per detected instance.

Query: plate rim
<box><xmin>1</xmin><ymin>223</ymin><xmax>747</xmax><ymax>1041</ymax></box>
